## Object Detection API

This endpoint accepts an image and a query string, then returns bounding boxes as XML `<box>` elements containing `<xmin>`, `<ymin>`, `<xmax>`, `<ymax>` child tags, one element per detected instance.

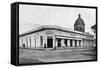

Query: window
<box><xmin>80</xmin><ymin>27</ymin><xmax>81</xmax><ymax>31</ymax></box>
<box><xmin>40</xmin><ymin>36</ymin><xmax>43</xmax><ymax>46</ymax></box>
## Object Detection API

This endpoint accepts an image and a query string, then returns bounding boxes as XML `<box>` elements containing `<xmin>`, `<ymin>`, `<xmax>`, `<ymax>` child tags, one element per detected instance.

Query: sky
<box><xmin>19</xmin><ymin>4</ymin><xmax>96</xmax><ymax>35</ymax></box>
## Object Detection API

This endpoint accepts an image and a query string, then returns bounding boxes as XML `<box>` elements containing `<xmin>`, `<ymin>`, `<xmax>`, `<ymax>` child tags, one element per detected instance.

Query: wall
<box><xmin>19</xmin><ymin>30</ymin><xmax>46</xmax><ymax>48</ymax></box>
<box><xmin>19</xmin><ymin>29</ymin><xmax>94</xmax><ymax>48</ymax></box>
<box><xmin>54</xmin><ymin>29</ymin><xmax>94</xmax><ymax>39</ymax></box>
<box><xmin>0</xmin><ymin>0</ymin><xmax>99</xmax><ymax>68</ymax></box>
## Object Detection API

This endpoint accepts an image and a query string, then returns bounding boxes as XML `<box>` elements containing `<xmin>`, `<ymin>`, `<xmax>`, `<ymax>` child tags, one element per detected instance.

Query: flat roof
<box><xmin>19</xmin><ymin>25</ymin><xmax>94</xmax><ymax>37</ymax></box>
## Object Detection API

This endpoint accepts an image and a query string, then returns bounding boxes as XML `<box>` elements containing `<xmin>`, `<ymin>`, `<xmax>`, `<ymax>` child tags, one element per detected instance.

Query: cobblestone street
<box><xmin>19</xmin><ymin>48</ymin><xmax>96</xmax><ymax>64</ymax></box>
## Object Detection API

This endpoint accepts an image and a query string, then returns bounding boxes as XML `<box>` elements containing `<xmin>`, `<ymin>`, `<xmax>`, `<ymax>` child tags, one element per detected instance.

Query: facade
<box><xmin>19</xmin><ymin>14</ymin><xmax>95</xmax><ymax>49</ymax></box>
<box><xmin>19</xmin><ymin>25</ymin><xmax>95</xmax><ymax>49</ymax></box>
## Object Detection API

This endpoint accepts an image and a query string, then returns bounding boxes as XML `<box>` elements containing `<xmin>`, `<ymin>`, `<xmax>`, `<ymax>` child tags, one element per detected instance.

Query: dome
<box><xmin>74</xmin><ymin>14</ymin><xmax>85</xmax><ymax>26</ymax></box>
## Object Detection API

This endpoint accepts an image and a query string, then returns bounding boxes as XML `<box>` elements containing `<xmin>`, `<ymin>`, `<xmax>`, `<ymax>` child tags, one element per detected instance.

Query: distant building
<box><xmin>19</xmin><ymin>14</ymin><xmax>95</xmax><ymax>49</ymax></box>
<box><xmin>74</xmin><ymin>14</ymin><xmax>85</xmax><ymax>32</ymax></box>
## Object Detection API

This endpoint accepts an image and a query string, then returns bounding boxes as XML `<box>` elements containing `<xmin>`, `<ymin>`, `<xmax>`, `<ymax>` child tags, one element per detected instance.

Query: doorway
<box><xmin>79</xmin><ymin>40</ymin><xmax>81</xmax><ymax>47</ymax></box>
<box><xmin>47</xmin><ymin>37</ymin><xmax>53</xmax><ymax>48</ymax></box>
<box><xmin>58</xmin><ymin>38</ymin><xmax>61</xmax><ymax>47</ymax></box>
<box><xmin>75</xmin><ymin>40</ymin><xmax>77</xmax><ymax>47</ymax></box>
<box><xmin>65</xmin><ymin>39</ymin><xmax>67</xmax><ymax>47</ymax></box>
<box><xmin>70</xmin><ymin>40</ymin><xmax>72</xmax><ymax>47</ymax></box>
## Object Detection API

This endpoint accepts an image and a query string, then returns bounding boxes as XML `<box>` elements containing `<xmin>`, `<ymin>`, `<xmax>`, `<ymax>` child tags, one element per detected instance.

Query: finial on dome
<box><xmin>78</xmin><ymin>14</ymin><xmax>81</xmax><ymax>18</ymax></box>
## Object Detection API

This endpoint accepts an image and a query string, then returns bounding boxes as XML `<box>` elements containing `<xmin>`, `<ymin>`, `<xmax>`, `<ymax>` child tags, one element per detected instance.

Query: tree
<box><xmin>91</xmin><ymin>24</ymin><xmax>96</xmax><ymax>48</ymax></box>
<box><xmin>91</xmin><ymin>24</ymin><xmax>96</xmax><ymax>34</ymax></box>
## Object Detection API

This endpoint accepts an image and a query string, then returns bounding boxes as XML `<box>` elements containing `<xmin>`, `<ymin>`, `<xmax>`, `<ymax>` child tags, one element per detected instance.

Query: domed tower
<box><xmin>74</xmin><ymin>14</ymin><xmax>85</xmax><ymax>32</ymax></box>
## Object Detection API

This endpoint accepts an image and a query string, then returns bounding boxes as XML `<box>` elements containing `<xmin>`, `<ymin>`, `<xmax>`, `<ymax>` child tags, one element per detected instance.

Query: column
<box><xmin>44</xmin><ymin>35</ymin><xmax>46</xmax><ymax>48</ymax></box>
<box><xmin>86</xmin><ymin>40</ymin><xmax>88</xmax><ymax>47</ymax></box>
<box><xmin>85</xmin><ymin>40</ymin><xmax>87</xmax><ymax>47</ymax></box>
<box><xmin>93</xmin><ymin>40</ymin><xmax>95</xmax><ymax>47</ymax></box>
<box><xmin>89</xmin><ymin>40</ymin><xmax>91</xmax><ymax>47</ymax></box>
<box><xmin>84</xmin><ymin>40</ymin><xmax>87</xmax><ymax>47</ymax></box>
<box><xmin>91</xmin><ymin>40</ymin><xmax>93</xmax><ymax>47</ymax></box>
<box><xmin>77</xmin><ymin>40</ymin><xmax>79</xmax><ymax>47</ymax></box>
<box><xmin>67</xmin><ymin>39</ymin><xmax>70</xmax><ymax>47</ymax></box>
<box><xmin>88</xmin><ymin>40</ymin><xmax>90</xmax><ymax>47</ymax></box>
<box><xmin>31</xmin><ymin>36</ymin><xmax>35</xmax><ymax>48</ymax></box>
<box><xmin>75</xmin><ymin>40</ymin><xmax>77</xmax><ymax>47</ymax></box>
<box><xmin>61</xmin><ymin>39</ymin><xmax>63</xmax><ymax>47</ymax></box>
<box><xmin>30</xmin><ymin>38</ymin><xmax>32</xmax><ymax>47</ymax></box>
<box><xmin>83</xmin><ymin>39</ymin><xmax>86</xmax><ymax>47</ymax></box>
<box><xmin>53</xmin><ymin>36</ymin><xmax>56</xmax><ymax>48</ymax></box>
<box><xmin>61</xmin><ymin>39</ymin><xmax>65</xmax><ymax>47</ymax></box>
<box><xmin>36</xmin><ymin>36</ymin><xmax>39</xmax><ymax>47</ymax></box>
<box><xmin>27</xmin><ymin>37</ymin><xmax>31</xmax><ymax>48</ymax></box>
<box><xmin>38</xmin><ymin>36</ymin><xmax>40</xmax><ymax>47</ymax></box>
<box><xmin>81</xmin><ymin>40</ymin><xmax>83</xmax><ymax>47</ymax></box>
<box><xmin>87</xmin><ymin>40</ymin><xmax>89</xmax><ymax>47</ymax></box>
<box><xmin>23</xmin><ymin>38</ymin><xmax>27</xmax><ymax>47</ymax></box>
<box><xmin>55</xmin><ymin>39</ymin><xmax>58</xmax><ymax>47</ymax></box>
<box><xmin>72</xmin><ymin>39</ymin><xmax>75</xmax><ymax>47</ymax></box>
<box><xmin>25</xmin><ymin>38</ymin><xmax>27</xmax><ymax>47</ymax></box>
<box><xmin>79</xmin><ymin>40</ymin><xmax>81</xmax><ymax>47</ymax></box>
<box><xmin>34</xmin><ymin>36</ymin><xmax>36</xmax><ymax>47</ymax></box>
<box><xmin>27</xmin><ymin>38</ymin><xmax>29</xmax><ymax>47</ymax></box>
<box><xmin>92</xmin><ymin>40</ymin><xmax>95</xmax><ymax>47</ymax></box>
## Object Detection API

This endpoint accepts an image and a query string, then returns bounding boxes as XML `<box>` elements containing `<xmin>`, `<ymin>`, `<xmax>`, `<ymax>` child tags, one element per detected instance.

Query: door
<box><xmin>70</xmin><ymin>40</ymin><xmax>72</xmax><ymax>47</ymax></box>
<box><xmin>47</xmin><ymin>37</ymin><xmax>53</xmax><ymax>48</ymax></box>
<box><xmin>65</xmin><ymin>39</ymin><xmax>67</xmax><ymax>47</ymax></box>
<box><xmin>58</xmin><ymin>39</ymin><xmax>61</xmax><ymax>47</ymax></box>
<box><xmin>79</xmin><ymin>40</ymin><xmax>81</xmax><ymax>47</ymax></box>
<box><xmin>75</xmin><ymin>40</ymin><xmax>77</xmax><ymax>47</ymax></box>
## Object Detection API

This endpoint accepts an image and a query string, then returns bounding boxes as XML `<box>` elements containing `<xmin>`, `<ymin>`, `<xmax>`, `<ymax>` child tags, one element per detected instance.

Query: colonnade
<box><xmin>55</xmin><ymin>38</ymin><xmax>83</xmax><ymax>48</ymax></box>
<box><xmin>19</xmin><ymin>35</ymin><xmax>94</xmax><ymax>48</ymax></box>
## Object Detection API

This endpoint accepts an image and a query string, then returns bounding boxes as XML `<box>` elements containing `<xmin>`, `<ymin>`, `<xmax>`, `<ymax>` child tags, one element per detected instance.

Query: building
<box><xmin>74</xmin><ymin>14</ymin><xmax>85</xmax><ymax>32</ymax></box>
<box><xmin>19</xmin><ymin>14</ymin><xmax>95</xmax><ymax>49</ymax></box>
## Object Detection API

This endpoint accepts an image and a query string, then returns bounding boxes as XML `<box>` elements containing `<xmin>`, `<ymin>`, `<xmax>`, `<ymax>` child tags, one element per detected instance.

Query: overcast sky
<box><xmin>19</xmin><ymin>4</ymin><xmax>96</xmax><ymax>35</ymax></box>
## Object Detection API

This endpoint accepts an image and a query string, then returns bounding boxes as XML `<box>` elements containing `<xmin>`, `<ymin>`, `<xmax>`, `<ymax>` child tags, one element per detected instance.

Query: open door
<box><xmin>47</xmin><ymin>37</ymin><xmax>53</xmax><ymax>48</ymax></box>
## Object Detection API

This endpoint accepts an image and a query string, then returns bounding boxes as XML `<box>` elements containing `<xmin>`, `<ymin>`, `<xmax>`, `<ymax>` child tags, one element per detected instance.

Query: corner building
<box><xmin>19</xmin><ymin>14</ymin><xmax>95</xmax><ymax>49</ymax></box>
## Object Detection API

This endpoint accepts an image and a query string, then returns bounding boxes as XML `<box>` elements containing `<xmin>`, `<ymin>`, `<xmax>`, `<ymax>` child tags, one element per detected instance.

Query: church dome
<box><xmin>74</xmin><ymin>14</ymin><xmax>85</xmax><ymax>26</ymax></box>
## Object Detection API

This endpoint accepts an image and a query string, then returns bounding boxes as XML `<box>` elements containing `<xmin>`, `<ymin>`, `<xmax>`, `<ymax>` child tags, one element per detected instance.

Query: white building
<box><xmin>19</xmin><ymin>14</ymin><xmax>95</xmax><ymax>49</ymax></box>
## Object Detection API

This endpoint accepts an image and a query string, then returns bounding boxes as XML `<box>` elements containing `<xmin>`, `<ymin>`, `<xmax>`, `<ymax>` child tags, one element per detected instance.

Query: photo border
<box><xmin>11</xmin><ymin>2</ymin><xmax>98</xmax><ymax>66</ymax></box>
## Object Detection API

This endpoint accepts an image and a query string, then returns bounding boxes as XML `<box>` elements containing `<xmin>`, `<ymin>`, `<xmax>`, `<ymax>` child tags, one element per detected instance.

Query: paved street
<box><xmin>19</xmin><ymin>48</ymin><xmax>96</xmax><ymax>64</ymax></box>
